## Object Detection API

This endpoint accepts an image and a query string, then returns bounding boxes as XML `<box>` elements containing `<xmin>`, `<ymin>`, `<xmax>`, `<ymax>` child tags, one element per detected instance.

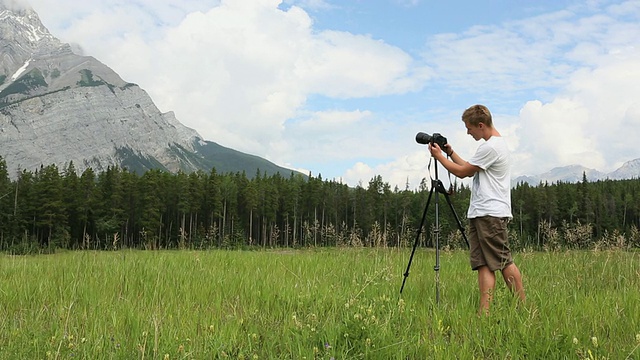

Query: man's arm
<box><xmin>430</xmin><ymin>144</ymin><xmax>480</xmax><ymax>178</ymax></box>
<box><xmin>444</xmin><ymin>146</ymin><xmax>466</xmax><ymax>166</ymax></box>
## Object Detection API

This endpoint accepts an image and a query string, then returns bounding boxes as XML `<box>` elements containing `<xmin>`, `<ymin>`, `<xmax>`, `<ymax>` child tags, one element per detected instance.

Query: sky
<box><xmin>12</xmin><ymin>0</ymin><xmax>640</xmax><ymax>189</ymax></box>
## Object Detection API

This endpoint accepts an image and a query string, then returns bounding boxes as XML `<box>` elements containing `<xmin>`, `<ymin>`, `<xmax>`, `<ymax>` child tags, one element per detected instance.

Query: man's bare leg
<box><xmin>477</xmin><ymin>265</ymin><xmax>496</xmax><ymax>315</ymax></box>
<box><xmin>501</xmin><ymin>263</ymin><xmax>526</xmax><ymax>303</ymax></box>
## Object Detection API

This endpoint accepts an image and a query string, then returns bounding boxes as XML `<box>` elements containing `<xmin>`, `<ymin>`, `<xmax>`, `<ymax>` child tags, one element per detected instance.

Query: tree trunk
<box><xmin>222</xmin><ymin>200</ymin><xmax>227</xmax><ymax>245</ymax></box>
<box><xmin>249</xmin><ymin>209</ymin><xmax>253</xmax><ymax>245</ymax></box>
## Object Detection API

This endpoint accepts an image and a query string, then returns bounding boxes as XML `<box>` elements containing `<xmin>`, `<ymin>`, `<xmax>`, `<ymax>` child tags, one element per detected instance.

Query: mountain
<box><xmin>0</xmin><ymin>4</ymin><xmax>300</xmax><ymax>179</ymax></box>
<box><xmin>607</xmin><ymin>158</ymin><xmax>640</xmax><ymax>180</ymax></box>
<box><xmin>513</xmin><ymin>158</ymin><xmax>640</xmax><ymax>186</ymax></box>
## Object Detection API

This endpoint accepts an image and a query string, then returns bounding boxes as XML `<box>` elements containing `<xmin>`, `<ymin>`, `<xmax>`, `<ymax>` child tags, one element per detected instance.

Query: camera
<box><xmin>415</xmin><ymin>132</ymin><xmax>448</xmax><ymax>150</ymax></box>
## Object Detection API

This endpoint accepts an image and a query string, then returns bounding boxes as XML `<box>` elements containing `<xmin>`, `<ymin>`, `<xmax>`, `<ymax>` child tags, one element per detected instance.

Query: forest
<box><xmin>0</xmin><ymin>156</ymin><xmax>638</xmax><ymax>254</ymax></box>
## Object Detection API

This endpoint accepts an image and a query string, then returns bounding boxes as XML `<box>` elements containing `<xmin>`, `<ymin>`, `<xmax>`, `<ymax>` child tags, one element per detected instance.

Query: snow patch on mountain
<box><xmin>10</xmin><ymin>58</ymin><xmax>30</xmax><ymax>80</ymax></box>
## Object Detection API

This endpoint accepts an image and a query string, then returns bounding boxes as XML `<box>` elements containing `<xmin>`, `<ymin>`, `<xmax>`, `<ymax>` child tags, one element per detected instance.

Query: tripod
<box><xmin>400</xmin><ymin>157</ymin><xmax>469</xmax><ymax>304</ymax></box>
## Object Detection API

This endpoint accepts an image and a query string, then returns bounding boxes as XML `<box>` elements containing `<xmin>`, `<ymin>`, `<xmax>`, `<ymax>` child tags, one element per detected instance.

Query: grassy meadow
<box><xmin>0</xmin><ymin>248</ymin><xmax>639</xmax><ymax>359</ymax></box>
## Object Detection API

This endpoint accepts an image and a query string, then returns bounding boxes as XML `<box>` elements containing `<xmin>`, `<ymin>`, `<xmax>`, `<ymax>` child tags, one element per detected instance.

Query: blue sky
<box><xmin>19</xmin><ymin>0</ymin><xmax>640</xmax><ymax>189</ymax></box>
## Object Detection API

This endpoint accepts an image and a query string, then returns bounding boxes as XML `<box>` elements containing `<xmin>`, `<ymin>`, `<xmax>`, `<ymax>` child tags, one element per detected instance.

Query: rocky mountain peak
<box><xmin>0</xmin><ymin>3</ymin><xmax>64</xmax><ymax>78</ymax></box>
<box><xmin>609</xmin><ymin>158</ymin><xmax>640</xmax><ymax>180</ymax></box>
<box><xmin>0</xmin><ymin>4</ymin><xmax>55</xmax><ymax>40</ymax></box>
<box><xmin>0</xmin><ymin>3</ymin><xmax>297</xmax><ymax>179</ymax></box>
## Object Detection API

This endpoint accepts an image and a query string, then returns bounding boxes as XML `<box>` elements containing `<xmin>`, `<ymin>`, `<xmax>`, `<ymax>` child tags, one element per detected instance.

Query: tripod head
<box><xmin>432</xmin><ymin>179</ymin><xmax>450</xmax><ymax>195</ymax></box>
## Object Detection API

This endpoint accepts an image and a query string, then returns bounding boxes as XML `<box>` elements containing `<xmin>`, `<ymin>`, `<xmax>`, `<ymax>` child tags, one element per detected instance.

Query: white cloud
<box><xmin>416</xmin><ymin>1</ymin><xmax>640</xmax><ymax>179</ymax></box>
<box><xmin>22</xmin><ymin>0</ymin><xmax>640</xmax><ymax>189</ymax></box>
<box><xmin>344</xmin><ymin>151</ymin><xmax>436</xmax><ymax>191</ymax></box>
<box><xmin>517</xmin><ymin>99</ymin><xmax>603</xmax><ymax>171</ymax></box>
<box><xmin>1</xmin><ymin>0</ymin><xmax>30</xmax><ymax>11</ymax></box>
<box><xmin>282</xmin><ymin>110</ymin><xmax>408</xmax><ymax>171</ymax></box>
<box><xmin>29</xmin><ymin>0</ymin><xmax>423</xmax><ymax>160</ymax></box>
<box><xmin>514</xmin><ymin>45</ymin><xmax>640</xmax><ymax>175</ymax></box>
<box><xmin>282</xmin><ymin>0</ymin><xmax>334</xmax><ymax>11</ymax></box>
<box><xmin>300</xmin><ymin>30</ymin><xmax>426</xmax><ymax>97</ymax></box>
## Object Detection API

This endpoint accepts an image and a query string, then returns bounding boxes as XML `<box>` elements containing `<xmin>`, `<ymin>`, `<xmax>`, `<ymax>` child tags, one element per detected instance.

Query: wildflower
<box><xmin>209</xmin><ymin>325</ymin><xmax>215</xmax><ymax>332</ymax></box>
<box><xmin>324</xmin><ymin>342</ymin><xmax>331</xmax><ymax>349</ymax></box>
<box><xmin>398</xmin><ymin>298</ymin><xmax>406</xmax><ymax>312</ymax></box>
<box><xmin>591</xmin><ymin>336</ymin><xmax>598</xmax><ymax>348</ymax></box>
<box><xmin>572</xmin><ymin>337</ymin><xmax>578</xmax><ymax>345</ymax></box>
<box><xmin>636</xmin><ymin>333</ymin><xmax>640</xmax><ymax>343</ymax></box>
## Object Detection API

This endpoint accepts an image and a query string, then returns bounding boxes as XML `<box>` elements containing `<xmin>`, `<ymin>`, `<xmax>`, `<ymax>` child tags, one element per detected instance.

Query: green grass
<box><xmin>0</xmin><ymin>249</ymin><xmax>638</xmax><ymax>359</ymax></box>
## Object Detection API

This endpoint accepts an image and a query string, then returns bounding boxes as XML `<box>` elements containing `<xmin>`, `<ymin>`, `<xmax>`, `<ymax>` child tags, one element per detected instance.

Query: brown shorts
<box><xmin>469</xmin><ymin>216</ymin><xmax>513</xmax><ymax>272</ymax></box>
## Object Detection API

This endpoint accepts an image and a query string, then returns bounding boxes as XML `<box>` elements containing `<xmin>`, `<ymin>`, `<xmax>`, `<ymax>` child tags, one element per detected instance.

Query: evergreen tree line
<box><xmin>0</xmin><ymin>156</ymin><xmax>638</xmax><ymax>254</ymax></box>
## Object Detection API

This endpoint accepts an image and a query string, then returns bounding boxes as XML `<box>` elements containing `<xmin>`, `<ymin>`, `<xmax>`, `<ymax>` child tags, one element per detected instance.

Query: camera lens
<box><xmin>415</xmin><ymin>132</ymin><xmax>432</xmax><ymax>144</ymax></box>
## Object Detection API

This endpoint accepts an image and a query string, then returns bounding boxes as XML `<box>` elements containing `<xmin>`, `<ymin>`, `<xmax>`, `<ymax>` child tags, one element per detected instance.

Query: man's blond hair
<box><xmin>462</xmin><ymin>104</ymin><xmax>493</xmax><ymax>127</ymax></box>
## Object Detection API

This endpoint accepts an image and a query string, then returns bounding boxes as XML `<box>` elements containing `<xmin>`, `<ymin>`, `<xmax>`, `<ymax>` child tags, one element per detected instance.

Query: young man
<box><xmin>428</xmin><ymin>104</ymin><xmax>525</xmax><ymax>315</ymax></box>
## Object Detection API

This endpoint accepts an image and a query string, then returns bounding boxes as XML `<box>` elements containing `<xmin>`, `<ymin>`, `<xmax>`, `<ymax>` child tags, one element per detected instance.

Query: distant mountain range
<box><xmin>0</xmin><ymin>4</ymin><xmax>300</xmax><ymax>179</ymax></box>
<box><xmin>512</xmin><ymin>158</ymin><xmax>640</xmax><ymax>186</ymax></box>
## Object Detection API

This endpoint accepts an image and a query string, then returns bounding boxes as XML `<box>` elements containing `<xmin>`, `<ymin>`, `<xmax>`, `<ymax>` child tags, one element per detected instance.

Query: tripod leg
<box><xmin>442</xmin><ymin>192</ymin><xmax>470</xmax><ymax>248</ymax></box>
<box><xmin>434</xmin><ymin>189</ymin><xmax>441</xmax><ymax>304</ymax></box>
<box><xmin>400</xmin><ymin>186</ymin><xmax>434</xmax><ymax>294</ymax></box>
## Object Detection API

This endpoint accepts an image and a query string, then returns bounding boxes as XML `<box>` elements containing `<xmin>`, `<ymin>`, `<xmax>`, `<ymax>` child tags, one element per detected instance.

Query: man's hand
<box><xmin>443</xmin><ymin>144</ymin><xmax>453</xmax><ymax>156</ymax></box>
<box><xmin>429</xmin><ymin>143</ymin><xmax>452</xmax><ymax>158</ymax></box>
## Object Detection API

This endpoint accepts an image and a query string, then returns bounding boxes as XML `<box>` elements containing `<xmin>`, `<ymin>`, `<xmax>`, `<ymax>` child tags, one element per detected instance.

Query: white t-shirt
<box><xmin>467</xmin><ymin>136</ymin><xmax>512</xmax><ymax>219</ymax></box>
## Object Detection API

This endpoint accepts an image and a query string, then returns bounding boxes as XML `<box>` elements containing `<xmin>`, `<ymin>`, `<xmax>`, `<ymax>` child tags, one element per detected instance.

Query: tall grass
<box><xmin>0</xmin><ymin>249</ymin><xmax>638</xmax><ymax>359</ymax></box>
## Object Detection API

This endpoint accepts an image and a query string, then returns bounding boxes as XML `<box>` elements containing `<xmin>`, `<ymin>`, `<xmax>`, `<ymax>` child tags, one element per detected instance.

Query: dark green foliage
<box><xmin>77</xmin><ymin>69</ymin><xmax>107</xmax><ymax>87</ymax></box>
<box><xmin>0</xmin><ymin>68</ymin><xmax>48</xmax><ymax>101</ymax></box>
<box><xmin>0</xmin><ymin>157</ymin><xmax>13</xmax><ymax>248</ymax></box>
<box><xmin>0</xmin><ymin>157</ymin><xmax>638</xmax><ymax>252</ymax></box>
<box><xmin>76</xmin><ymin>69</ymin><xmax>119</xmax><ymax>93</ymax></box>
<box><xmin>115</xmin><ymin>147</ymin><xmax>169</xmax><ymax>175</ymax></box>
<box><xmin>189</xmin><ymin>140</ymin><xmax>298</xmax><ymax>178</ymax></box>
